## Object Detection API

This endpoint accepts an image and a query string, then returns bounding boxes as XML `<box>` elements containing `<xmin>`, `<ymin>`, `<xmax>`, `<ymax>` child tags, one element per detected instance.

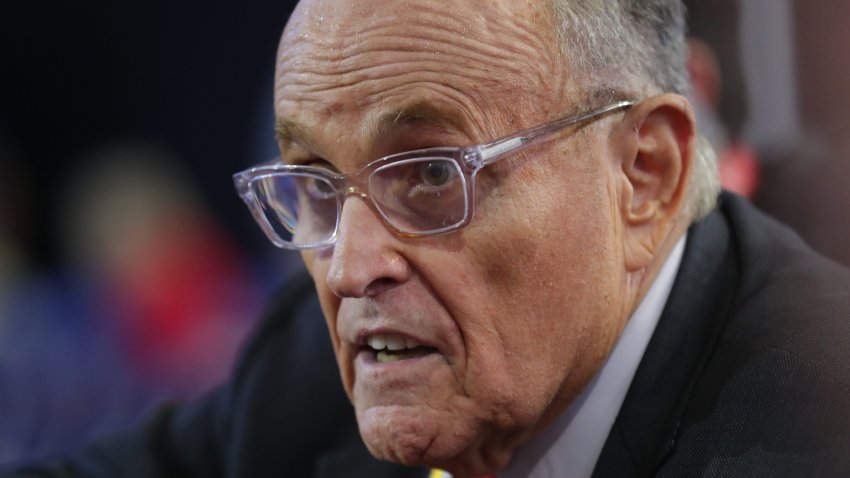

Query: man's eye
<box><xmin>418</xmin><ymin>161</ymin><xmax>457</xmax><ymax>187</ymax></box>
<box><xmin>305</xmin><ymin>176</ymin><xmax>336</xmax><ymax>199</ymax></box>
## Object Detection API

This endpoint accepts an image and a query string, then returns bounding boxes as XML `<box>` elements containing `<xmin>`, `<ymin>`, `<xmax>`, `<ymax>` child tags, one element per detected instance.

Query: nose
<box><xmin>326</xmin><ymin>197</ymin><xmax>411</xmax><ymax>298</ymax></box>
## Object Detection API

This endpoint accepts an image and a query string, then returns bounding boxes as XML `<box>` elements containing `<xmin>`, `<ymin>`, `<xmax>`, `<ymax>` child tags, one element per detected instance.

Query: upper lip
<box><xmin>338</xmin><ymin>293</ymin><xmax>457</xmax><ymax>359</ymax></box>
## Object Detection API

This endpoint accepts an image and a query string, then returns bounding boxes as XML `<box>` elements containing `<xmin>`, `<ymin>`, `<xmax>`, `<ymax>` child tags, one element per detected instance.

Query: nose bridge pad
<box><xmin>341</xmin><ymin>184</ymin><xmax>375</xmax><ymax>219</ymax></box>
<box><xmin>342</xmin><ymin>185</ymin><xmax>368</xmax><ymax>200</ymax></box>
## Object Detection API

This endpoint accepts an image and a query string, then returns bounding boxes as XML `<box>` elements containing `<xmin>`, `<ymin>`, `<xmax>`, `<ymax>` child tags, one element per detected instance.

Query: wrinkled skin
<box><xmin>273</xmin><ymin>0</ymin><xmax>694</xmax><ymax>475</ymax></box>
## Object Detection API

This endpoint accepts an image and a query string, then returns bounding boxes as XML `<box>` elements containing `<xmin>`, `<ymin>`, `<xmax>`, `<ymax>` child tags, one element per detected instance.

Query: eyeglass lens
<box><xmin>251</xmin><ymin>173</ymin><xmax>339</xmax><ymax>246</ymax></box>
<box><xmin>248</xmin><ymin>157</ymin><xmax>469</xmax><ymax>247</ymax></box>
<box><xmin>369</xmin><ymin>157</ymin><xmax>467</xmax><ymax>234</ymax></box>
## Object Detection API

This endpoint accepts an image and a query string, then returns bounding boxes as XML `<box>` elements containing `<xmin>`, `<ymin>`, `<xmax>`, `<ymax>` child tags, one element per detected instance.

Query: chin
<box><xmin>357</xmin><ymin>404</ymin><xmax>442</xmax><ymax>465</ymax></box>
<box><xmin>356</xmin><ymin>404</ymin><xmax>511</xmax><ymax>476</ymax></box>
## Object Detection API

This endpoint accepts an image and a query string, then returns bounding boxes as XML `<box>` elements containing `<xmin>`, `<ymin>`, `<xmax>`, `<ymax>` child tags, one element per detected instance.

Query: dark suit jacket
<box><xmin>6</xmin><ymin>192</ymin><xmax>850</xmax><ymax>477</ymax></box>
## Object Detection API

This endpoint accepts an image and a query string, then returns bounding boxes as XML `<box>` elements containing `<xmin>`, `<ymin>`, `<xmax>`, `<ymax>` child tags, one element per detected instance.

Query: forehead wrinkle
<box><xmin>275</xmin><ymin>1</ymin><xmax>563</xmax><ymax>108</ymax></box>
<box><xmin>276</xmin><ymin>56</ymin><xmax>554</xmax><ymax>146</ymax></box>
<box><xmin>305</xmin><ymin>19</ymin><xmax>549</xmax><ymax>75</ymax></box>
<box><xmin>274</xmin><ymin>0</ymin><xmax>571</xmax><ymax>167</ymax></box>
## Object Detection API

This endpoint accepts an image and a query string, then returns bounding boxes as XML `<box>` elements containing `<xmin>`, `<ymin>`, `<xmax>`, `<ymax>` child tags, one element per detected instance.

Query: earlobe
<box><xmin>619</xmin><ymin>94</ymin><xmax>695</xmax><ymax>271</ymax></box>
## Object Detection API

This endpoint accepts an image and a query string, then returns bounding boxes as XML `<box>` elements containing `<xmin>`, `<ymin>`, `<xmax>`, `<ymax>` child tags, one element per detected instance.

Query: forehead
<box><xmin>274</xmin><ymin>0</ymin><xmax>565</xmax><ymax>148</ymax></box>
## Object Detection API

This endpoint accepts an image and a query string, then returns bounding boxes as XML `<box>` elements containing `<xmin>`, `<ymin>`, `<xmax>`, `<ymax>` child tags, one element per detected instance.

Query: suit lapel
<box><xmin>593</xmin><ymin>200</ymin><xmax>740</xmax><ymax>477</ymax></box>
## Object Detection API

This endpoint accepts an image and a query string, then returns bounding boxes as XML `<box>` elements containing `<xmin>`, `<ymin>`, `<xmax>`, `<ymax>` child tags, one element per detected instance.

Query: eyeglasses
<box><xmin>233</xmin><ymin>100</ymin><xmax>634</xmax><ymax>250</ymax></box>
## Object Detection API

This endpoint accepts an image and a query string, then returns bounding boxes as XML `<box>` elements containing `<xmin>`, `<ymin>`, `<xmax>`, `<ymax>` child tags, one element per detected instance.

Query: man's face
<box><xmin>275</xmin><ymin>0</ymin><xmax>635</xmax><ymax>473</ymax></box>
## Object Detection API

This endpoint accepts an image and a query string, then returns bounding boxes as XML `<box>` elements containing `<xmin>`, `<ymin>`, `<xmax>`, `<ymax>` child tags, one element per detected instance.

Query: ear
<box><xmin>618</xmin><ymin>94</ymin><xmax>695</xmax><ymax>271</ymax></box>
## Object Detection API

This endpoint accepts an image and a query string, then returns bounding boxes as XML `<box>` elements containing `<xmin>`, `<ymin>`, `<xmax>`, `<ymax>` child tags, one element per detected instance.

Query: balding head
<box><xmin>276</xmin><ymin>0</ymin><xmax>570</xmax><ymax>147</ymax></box>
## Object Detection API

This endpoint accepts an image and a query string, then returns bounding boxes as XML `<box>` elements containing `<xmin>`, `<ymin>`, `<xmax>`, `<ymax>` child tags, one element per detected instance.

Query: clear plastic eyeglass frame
<box><xmin>233</xmin><ymin>100</ymin><xmax>635</xmax><ymax>250</ymax></box>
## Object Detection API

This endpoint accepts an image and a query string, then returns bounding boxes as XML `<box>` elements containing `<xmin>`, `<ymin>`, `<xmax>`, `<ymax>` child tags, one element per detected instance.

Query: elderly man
<box><xmin>5</xmin><ymin>0</ymin><xmax>850</xmax><ymax>477</ymax></box>
<box><xmin>238</xmin><ymin>0</ymin><xmax>714</xmax><ymax>475</ymax></box>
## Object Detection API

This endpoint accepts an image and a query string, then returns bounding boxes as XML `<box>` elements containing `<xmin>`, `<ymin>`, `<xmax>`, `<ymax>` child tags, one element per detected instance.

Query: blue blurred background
<box><xmin>2</xmin><ymin>0</ymin><xmax>850</xmax><ymax>466</ymax></box>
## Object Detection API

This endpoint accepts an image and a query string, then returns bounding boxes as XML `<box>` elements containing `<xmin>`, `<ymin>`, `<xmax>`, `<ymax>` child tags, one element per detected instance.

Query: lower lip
<box><xmin>354</xmin><ymin>349</ymin><xmax>446</xmax><ymax>383</ymax></box>
<box><xmin>358</xmin><ymin>348</ymin><xmax>440</xmax><ymax>367</ymax></box>
<box><xmin>352</xmin><ymin>350</ymin><xmax>449</xmax><ymax>411</ymax></box>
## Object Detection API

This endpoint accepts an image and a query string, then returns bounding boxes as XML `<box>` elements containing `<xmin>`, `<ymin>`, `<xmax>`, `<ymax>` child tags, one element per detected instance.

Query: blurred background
<box><xmin>1</xmin><ymin>0</ymin><xmax>849</xmax><ymax>466</ymax></box>
<box><xmin>0</xmin><ymin>0</ymin><xmax>300</xmax><ymax>462</ymax></box>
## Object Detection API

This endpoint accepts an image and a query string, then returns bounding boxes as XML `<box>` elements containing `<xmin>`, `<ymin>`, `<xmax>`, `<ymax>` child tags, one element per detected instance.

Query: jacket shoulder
<box><xmin>660</xmin><ymin>194</ymin><xmax>850</xmax><ymax>476</ymax></box>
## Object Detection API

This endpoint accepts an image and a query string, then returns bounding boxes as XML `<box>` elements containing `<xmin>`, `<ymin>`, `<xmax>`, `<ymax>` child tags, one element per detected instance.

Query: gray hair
<box><xmin>551</xmin><ymin>0</ymin><xmax>720</xmax><ymax>221</ymax></box>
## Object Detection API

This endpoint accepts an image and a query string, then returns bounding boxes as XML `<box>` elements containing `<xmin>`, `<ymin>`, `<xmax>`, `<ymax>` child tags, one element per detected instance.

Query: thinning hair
<box><xmin>550</xmin><ymin>0</ymin><xmax>720</xmax><ymax>221</ymax></box>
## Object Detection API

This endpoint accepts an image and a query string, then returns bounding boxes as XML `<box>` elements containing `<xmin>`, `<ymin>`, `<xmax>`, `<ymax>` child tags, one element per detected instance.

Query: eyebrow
<box><xmin>275</xmin><ymin>117</ymin><xmax>318</xmax><ymax>150</ymax></box>
<box><xmin>274</xmin><ymin>101</ymin><xmax>473</xmax><ymax>155</ymax></box>
<box><xmin>364</xmin><ymin>101</ymin><xmax>473</xmax><ymax>144</ymax></box>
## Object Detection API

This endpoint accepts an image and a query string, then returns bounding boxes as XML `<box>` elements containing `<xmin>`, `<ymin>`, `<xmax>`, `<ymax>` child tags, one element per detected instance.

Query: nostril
<box><xmin>363</xmin><ymin>277</ymin><xmax>400</xmax><ymax>297</ymax></box>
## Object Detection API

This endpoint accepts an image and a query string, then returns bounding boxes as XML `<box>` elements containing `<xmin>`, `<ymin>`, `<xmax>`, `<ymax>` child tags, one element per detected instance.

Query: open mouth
<box><xmin>364</xmin><ymin>333</ymin><xmax>438</xmax><ymax>363</ymax></box>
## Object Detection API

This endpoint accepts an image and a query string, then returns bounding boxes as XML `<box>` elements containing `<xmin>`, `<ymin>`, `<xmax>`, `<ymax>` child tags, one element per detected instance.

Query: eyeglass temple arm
<box><xmin>462</xmin><ymin>101</ymin><xmax>635</xmax><ymax>170</ymax></box>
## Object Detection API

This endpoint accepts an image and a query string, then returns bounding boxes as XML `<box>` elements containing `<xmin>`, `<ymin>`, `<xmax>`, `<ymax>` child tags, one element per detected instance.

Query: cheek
<box><xmin>444</xmin><ymin>166</ymin><xmax>625</xmax><ymax>427</ymax></box>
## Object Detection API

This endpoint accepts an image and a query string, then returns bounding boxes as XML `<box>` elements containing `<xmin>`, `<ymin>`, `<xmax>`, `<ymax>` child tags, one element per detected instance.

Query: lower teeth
<box><xmin>376</xmin><ymin>349</ymin><xmax>430</xmax><ymax>363</ymax></box>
